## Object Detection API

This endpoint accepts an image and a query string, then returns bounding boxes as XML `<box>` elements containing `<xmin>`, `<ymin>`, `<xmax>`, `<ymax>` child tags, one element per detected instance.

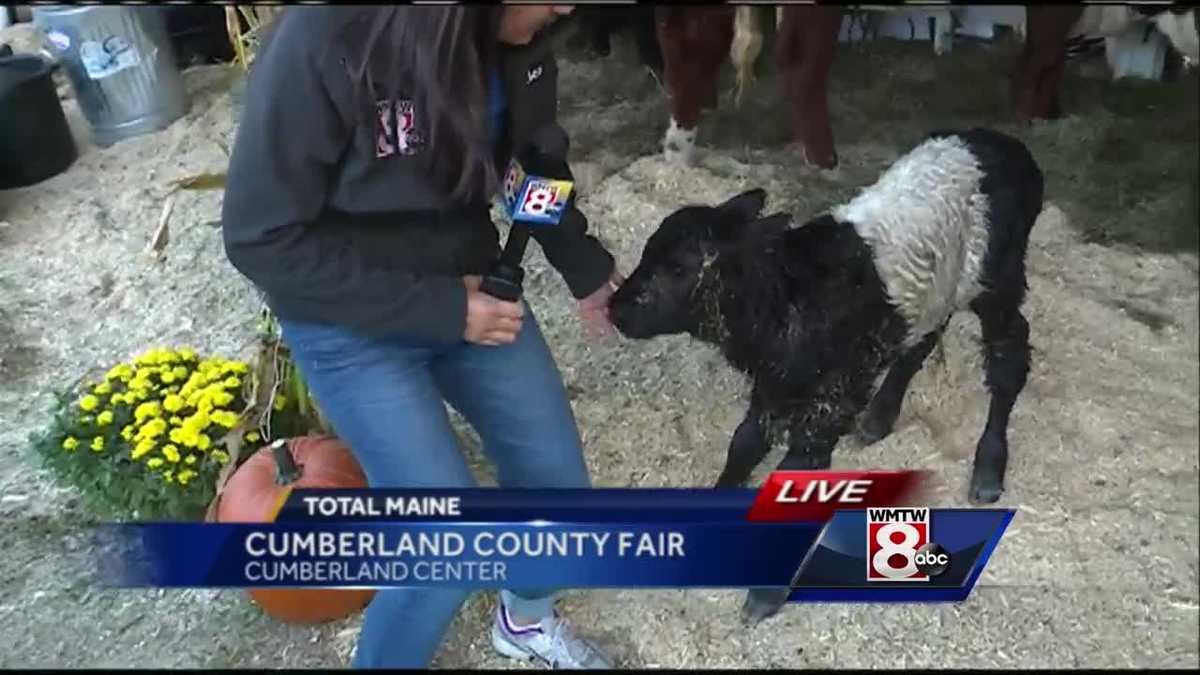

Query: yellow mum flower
<box><xmin>97</xmin><ymin>410</ymin><xmax>114</xmax><ymax>426</ymax></box>
<box><xmin>185</xmin><ymin>454</ymin><xmax>197</xmax><ymax>465</ymax></box>
<box><xmin>186</xmin><ymin>410</ymin><xmax>210</xmax><ymax>431</ymax></box>
<box><xmin>134</xmin><ymin>367</ymin><xmax>154</xmax><ymax>381</ymax></box>
<box><xmin>196</xmin><ymin>433</ymin><xmax>211</xmax><ymax>451</ymax></box>
<box><xmin>121</xmin><ymin>425</ymin><xmax>134</xmax><ymax>441</ymax></box>
<box><xmin>160</xmin><ymin>371</ymin><xmax>176</xmax><ymax>384</ymax></box>
<box><xmin>226</xmin><ymin>361</ymin><xmax>248</xmax><ymax>374</ymax></box>
<box><xmin>211</xmin><ymin>410</ymin><xmax>239</xmax><ymax>428</ymax></box>
<box><xmin>162</xmin><ymin>470</ymin><xmax>174</xmax><ymax>483</ymax></box>
<box><xmin>94</xmin><ymin>382</ymin><xmax>112</xmax><ymax>396</ymax></box>
<box><xmin>162</xmin><ymin>445</ymin><xmax>182</xmax><ymax>463</ymax></box>
<box><xmin>146</xmin><ymin>457</ymin><xmax>164</xmax><ymax>469</ymax></box>
<box><xmin>113</xmin><ymin>362</ymin><xmax>135</xmax><ymax>378</ymax></box>
<box><xmin>79</xmin><ymin>395</ymin><xmax>99</xmax><ymax>412</ymax></box>
<box><xmin>177</xmin><ymin>469</ymin><xmax>197</xmax><ymax>486</ymax></box>
<box><xmin>137</xmin><ymin>418</ymin><xmax>167</xmax><ymax>440</ymax></box>
<box><xmin>170</xmin><ymin>416</ymin><xmax>183</xmax><ymax>425</ymax></box>
<box><xmin>213</xmin><ymin>391</ymin><xmax>236</xmax><ymax>407</ymax></box>
<box><xmin>62</xmin><ymin>436</ymin><xmax>79</xmax><ymax>451</ymax></box>
<box><xmin>134</xmin><ymin>401</ymin><xmax>162</xmax><ymax>423</ymax></box>
<box><xmin>178</xmin><ymin>348</ymin><xmax>197</xmax><ymax>362</ymax></box>
<box><xmin>133</xmin><ymin>438</ymin><xmax>156</xmax><ymax>460</ymax></box>
<box><xmin>244</xmin><ymin>431</ymin><xmax>261</xmax><ymax>443</ymax></box>
<box><xmin>163</xmin><ymin>394</ymin><xmax>185</xmax><ymax>413</ymax></box>
<box><xmin>212</xmin><ymin>449</ymin><xmax>231</xmax><ymax>465</ymax></box>
<box><xmin>273</xmin><ymin>394</ymin><xmax>288</xmax><ymax>411</ymax></box>
<box><xmin>90</xmin><ymin>436</ymin><xmax>104</xmax><ymax>452</ymax></box>
<box><xmin>223</xmin><ymin>376</ymin><xmax>241</xmax><ymax>390</ymax></box>
<box><xmin>108</xmin><ymin>393</ymin><xmax>124</xmax><ymax>407</ymax></box>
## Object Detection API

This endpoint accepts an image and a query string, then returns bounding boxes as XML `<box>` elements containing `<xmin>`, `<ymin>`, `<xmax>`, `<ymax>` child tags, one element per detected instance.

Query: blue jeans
<box><xmin>279</xmin><ymin>306</ymin><xmax>593</xmax><ymax>669</ymax></box>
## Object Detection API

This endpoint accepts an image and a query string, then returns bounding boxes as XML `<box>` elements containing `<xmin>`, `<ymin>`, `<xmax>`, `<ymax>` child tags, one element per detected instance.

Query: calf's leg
<box><xmin>967</xmin><ymin>298</ymin><xmax>1031</xmax><ymax>504</ymax></box>
<box><xmin>714</xmin><ymin>397</ymin><xmax>771</xmax><ymax>488</ymax></box>
<box><xmin>856</xmin><ymin>327</ymin><xmax>944</xmax><ymax>446</ymax></box>
<box><xmin>741</xmin><ymin>420</ymin><xmax>840</xmax><ymax>625</ymax></box>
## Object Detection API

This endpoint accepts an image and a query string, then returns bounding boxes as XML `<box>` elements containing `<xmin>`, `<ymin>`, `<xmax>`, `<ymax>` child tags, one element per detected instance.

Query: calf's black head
<box><xmin>609</xmin><ymin>188</ymin><xmax>791</xmax><ymax>340</ymax></box>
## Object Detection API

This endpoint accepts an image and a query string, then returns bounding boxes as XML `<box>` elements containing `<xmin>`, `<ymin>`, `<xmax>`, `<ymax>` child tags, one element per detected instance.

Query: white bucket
<box><xmin>1106</xmin><ymin>23</ymin><xmax>1168</xmax><ymax>81</ymax></box>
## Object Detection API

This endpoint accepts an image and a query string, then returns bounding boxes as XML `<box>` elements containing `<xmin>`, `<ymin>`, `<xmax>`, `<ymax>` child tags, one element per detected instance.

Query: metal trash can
<box><xmin>31</xmin><ymin>5</ymin><xmax>188</xmax><ymax>147</ymax></box>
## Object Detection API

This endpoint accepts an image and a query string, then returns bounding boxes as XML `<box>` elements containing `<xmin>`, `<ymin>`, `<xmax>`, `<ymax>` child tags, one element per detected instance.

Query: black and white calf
<box><xmin>609</xmin><ymin>128</ymin><xmax>1043</xmax><ymax>620</ymax></box>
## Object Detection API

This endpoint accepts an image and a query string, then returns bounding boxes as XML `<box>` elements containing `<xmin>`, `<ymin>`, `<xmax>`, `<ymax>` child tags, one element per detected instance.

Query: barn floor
<box><xmin>0</xmin><ymin>24</ymin><xmax>1197</xmax><ymax>669</ymax></box>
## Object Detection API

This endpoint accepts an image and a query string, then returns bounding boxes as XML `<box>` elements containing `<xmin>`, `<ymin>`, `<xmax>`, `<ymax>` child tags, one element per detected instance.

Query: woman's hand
<box><xmin>463</xmin><ymin>275</ymin><xmax>525</xmax><ymax>346</ymax></box>
<box><xmin>577</xmin><ymin>270</ymin><xmax>624</xmax><ymax>338</ymax></box>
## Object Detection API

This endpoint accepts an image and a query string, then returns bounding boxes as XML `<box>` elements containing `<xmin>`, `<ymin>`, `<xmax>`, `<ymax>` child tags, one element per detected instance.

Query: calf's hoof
<box><xmin>714</xmin><ymin>472</ymin><xmax>746</xmax><ymax>489</ymax></box>
<box><xmin>740</xmin><ymin>588</ymin><xmax>791</xmax><ymax>626</ymax></box>
<box><xmin>854</xmin><ymin>410</ymin><xmax>897</xmax><ymax>447</ymax></box>
<box><xmin>968</xmin><ymin>480</ymin><xmax>1004</xmax><ymax>505</ymax></box>
<box><xmin>969</xmin><ymin>438</ymin><xmax>1008</xmax><ymax>504</ymax></box>
<box><xmin>968</xmin><ymin>468</ymin><xmax>1005</xmax><ymax>505</ymax></box>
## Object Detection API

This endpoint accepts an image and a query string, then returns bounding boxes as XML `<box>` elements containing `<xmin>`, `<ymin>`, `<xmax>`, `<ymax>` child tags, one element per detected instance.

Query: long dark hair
<box><xmin>342</xmin><ymin>6</ymin><xmax>506</xmax><ymax>205</ymax></box>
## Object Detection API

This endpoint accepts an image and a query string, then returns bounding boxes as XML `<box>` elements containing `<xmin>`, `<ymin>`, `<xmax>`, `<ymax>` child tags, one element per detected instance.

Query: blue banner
<box><xmin>93</xmin><ymin>489</ymin><xmax>1013</xmax><ymax>603</ymax></box>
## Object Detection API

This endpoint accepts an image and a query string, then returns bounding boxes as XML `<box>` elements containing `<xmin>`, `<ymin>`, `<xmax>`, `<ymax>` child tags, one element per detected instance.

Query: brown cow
<box><xmin>656</xmin><ymin>5</ymin><xmax>1199</xmax><ymax>170</ymax></box>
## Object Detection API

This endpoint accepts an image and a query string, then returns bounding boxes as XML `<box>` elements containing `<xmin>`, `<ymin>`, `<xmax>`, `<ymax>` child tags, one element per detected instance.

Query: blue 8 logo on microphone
<box><xmin>503</xmin><ymin>164</ymin><xmax>523</xmax><ymax>205</ymax></box>
<box><xmin>521</xmin><ymin>182</ymin><xmax>558</xmax><ymax>215</ymax></box>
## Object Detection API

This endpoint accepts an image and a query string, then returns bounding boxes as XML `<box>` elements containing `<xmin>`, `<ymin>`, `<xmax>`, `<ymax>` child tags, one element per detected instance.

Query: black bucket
<box><xmin>0</xmin><ymin>50</ymin><xmax>78</xmax><ymax>190</ymax></box>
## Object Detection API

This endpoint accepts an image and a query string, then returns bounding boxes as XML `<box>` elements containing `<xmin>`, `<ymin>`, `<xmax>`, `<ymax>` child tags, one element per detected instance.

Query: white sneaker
<box><xmin>490</xmin><ymin>601</ymin><xmax>614</xmax><ymax>669</ymax></box>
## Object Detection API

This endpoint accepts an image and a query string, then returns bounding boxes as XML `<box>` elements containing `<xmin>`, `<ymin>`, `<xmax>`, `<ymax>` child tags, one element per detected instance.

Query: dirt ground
<box><xmin>1</xmin><ymin>18</ymin><xmax>1197</xmax><ymax>669</ymax></box>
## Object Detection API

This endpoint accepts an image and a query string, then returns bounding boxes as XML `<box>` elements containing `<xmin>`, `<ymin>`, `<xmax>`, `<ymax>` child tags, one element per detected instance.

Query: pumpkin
<box><xmin>215</xmin><ymin>434</ymin><xmax>376</xmax><ymax>624</ymax></box>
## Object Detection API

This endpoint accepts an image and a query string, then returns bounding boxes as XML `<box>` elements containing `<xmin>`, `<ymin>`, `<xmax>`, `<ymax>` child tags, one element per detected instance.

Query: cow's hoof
<box><xmin>855</xmin><ymin>413</ymin><xmax>896</xmax><ymax>447</ymax></box>
<box><xmin>968</xmin><ymin>482</ymin><xmax>1004</xmax><ymax>505</ymax></box>
<box><xmin>663</xmin><ymin>145</ymin><xmax>694</xmax><ymax>166</ymax></box>
<box><xmin>740</xmin><ymin>588</ymin><xmax>790</xmax><ymax>626</ymax></box>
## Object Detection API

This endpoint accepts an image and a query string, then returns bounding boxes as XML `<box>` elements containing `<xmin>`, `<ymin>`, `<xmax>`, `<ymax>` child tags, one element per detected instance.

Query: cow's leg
<box><xmin>741</xmin><ymin>417</ymin><xmax>841</xmax><ymax>625</ymax></box>
<box><xmin>967</xmin><ymin>295</ymin><xmax>1031</xmax><ymax>505</ymax></box>
<box><xmin>1014</xmin><ymin>6</ymin><xmax>1084</xmax><ymax>123</ymax></box>
<box><xmin>856</xmin><ymin>326</ymin><xmax>945</xmax><ymax>446</ymax></box>
<box><xmin>658</xmin><ymin>8</ymin><xmax>732</xmax><ymax>165</ymax></box>
<box><xmin>777</xmin><ymin>5</ymin><xmax>842</xmax><ymax>169</ymax></box>
<box><xmin>714</xmin><ymin>392</ymin><xmax>771</xmax><ymax>488</ymax></box>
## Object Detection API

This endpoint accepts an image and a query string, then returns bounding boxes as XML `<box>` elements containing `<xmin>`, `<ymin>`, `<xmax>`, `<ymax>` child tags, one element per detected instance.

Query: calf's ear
<box><xmin>716</xmin><ymin>188</ymin><xmax>767</xmax><ymax>224</ymax></box>
<box><xmin>717</xmin><ymin>212</ymin><xmax>793</xmax><ymax>245</ymax></box>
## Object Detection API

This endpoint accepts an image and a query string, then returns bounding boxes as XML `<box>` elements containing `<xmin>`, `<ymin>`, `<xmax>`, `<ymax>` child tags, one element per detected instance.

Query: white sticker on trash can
<box><xmin>80</xmin><ymin>36</ymin><xmax>141</xmax><ymax>80</ymax></box>
<box><xmin>46</xmin><ymin>30</ymin><xmax>71</xmax><ymax>51</ymax></box>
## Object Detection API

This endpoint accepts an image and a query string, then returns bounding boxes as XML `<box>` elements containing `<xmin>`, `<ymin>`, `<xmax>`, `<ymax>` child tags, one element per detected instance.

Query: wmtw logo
<box><xmin>867</xmin><ymin>508</ymin><xmax>951</xmax><ymax>581</ymax></box>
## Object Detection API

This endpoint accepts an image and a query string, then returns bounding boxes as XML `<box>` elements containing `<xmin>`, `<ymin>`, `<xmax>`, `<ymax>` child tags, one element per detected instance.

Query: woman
<box><xmin>220</xmin><ymin>5</ymin><xmax>620</xmax><ymax>669</ymax></box>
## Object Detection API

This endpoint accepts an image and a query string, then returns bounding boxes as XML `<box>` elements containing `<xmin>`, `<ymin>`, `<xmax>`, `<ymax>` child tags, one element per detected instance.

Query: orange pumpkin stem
<box><xmin>270</xmin><ymin>438</ymin><xmax>304</xmax><ymax>485</ymax></box>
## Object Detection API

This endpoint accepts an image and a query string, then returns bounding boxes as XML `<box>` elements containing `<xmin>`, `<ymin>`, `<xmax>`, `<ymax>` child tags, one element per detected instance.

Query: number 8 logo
<box><xmin>504</xmin><ymin>168</ymin><xmax>520</xmax><ymax>203</ymax></box>
<box><xmin>871</xmin><ymin>522</ymin><xmax>920</xmax><ymax>579</ymax></box>
<box><xmin>522</xmin><ymin>185</ymin><xmax>556</xmax><ymax>215</ymax></box>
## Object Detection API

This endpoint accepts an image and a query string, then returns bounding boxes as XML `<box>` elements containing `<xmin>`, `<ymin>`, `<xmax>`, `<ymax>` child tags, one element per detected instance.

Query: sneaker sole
<box><xmin>490</xmin><ymin>624</ymin><xmax>542</xmax><ymax>664</ymax></box>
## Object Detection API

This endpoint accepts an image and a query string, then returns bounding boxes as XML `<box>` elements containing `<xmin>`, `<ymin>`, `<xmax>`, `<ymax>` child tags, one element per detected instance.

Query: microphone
<box><xmin>479</xmin><ymin>125</ymin><xmax>576</xmax><ymax>303</ymax></box>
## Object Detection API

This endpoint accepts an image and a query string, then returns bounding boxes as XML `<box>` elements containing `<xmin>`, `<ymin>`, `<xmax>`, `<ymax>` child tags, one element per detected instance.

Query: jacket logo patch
<box><xmin>375</xmin><ymin>99</ymin><xmax>424</xmax><ymax>158</ymax></box>
<box><xmin>526</xmin><ymin>65</ymin><xmax>543</xmax><ymax>85</ymax></box>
